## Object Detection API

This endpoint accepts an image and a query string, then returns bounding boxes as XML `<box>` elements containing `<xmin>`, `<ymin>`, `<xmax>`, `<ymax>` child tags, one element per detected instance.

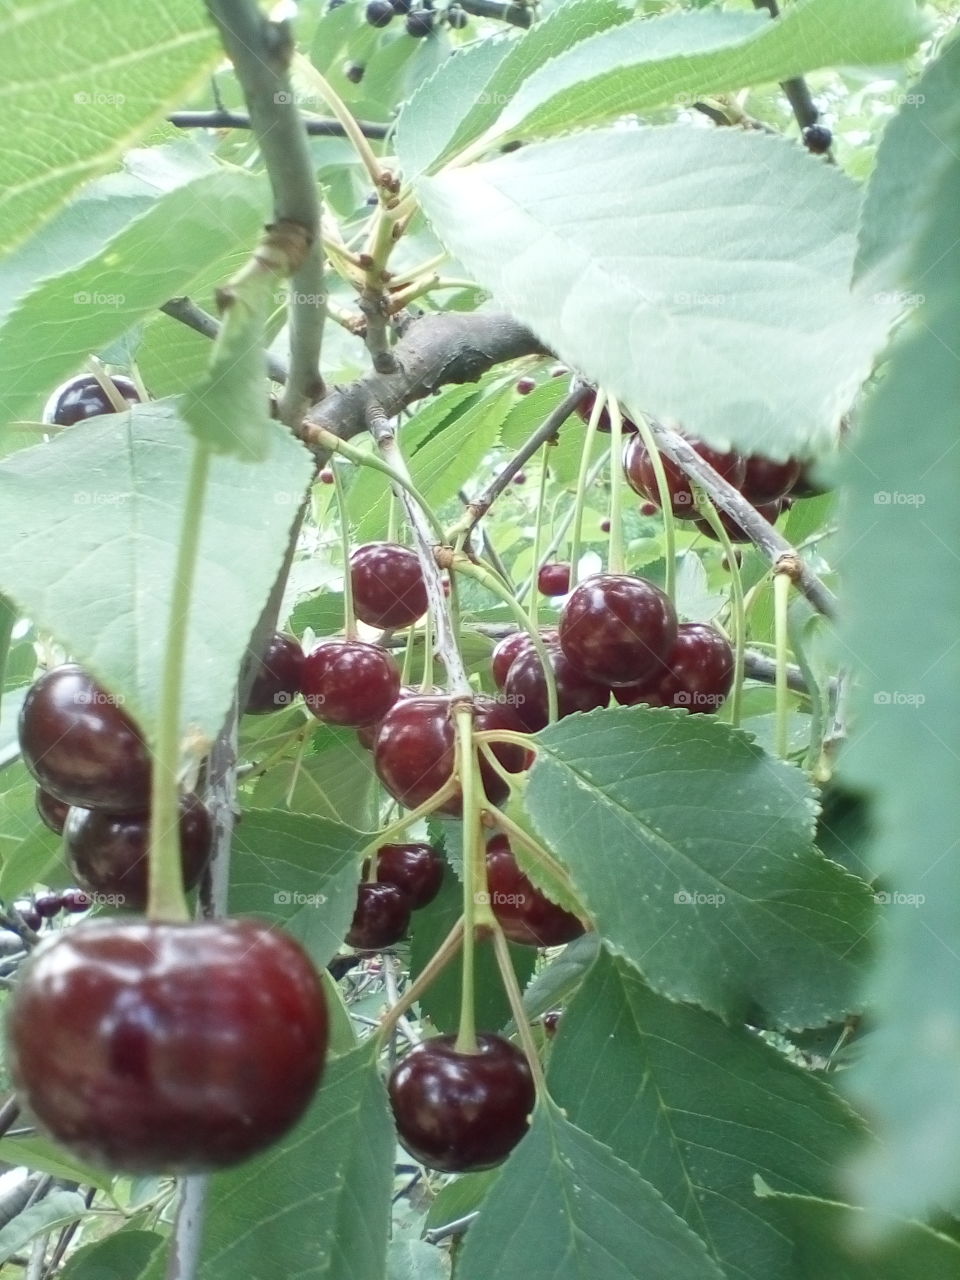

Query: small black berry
<box><xmin>366</xmin><ymin>0</ymin><xmax>394</xmax><ymax>25</ymax></box>
<box><xmin>447</xmin><ymin>5</ymin><xmax>468</xmax><ymax>27</ymax></box>
<box><xmin>802</xmin><ymin>124</ymin><xmax>832</xmax><ymax>155</ymax></box>
<box><xmin>405</xmin><ymin>8</ymin><xmax>435</xmax><ymax>35</ymax></box>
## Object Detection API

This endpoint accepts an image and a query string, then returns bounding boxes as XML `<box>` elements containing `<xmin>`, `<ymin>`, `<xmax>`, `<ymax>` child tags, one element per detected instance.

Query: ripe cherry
<box><xmin>19</xmin><ymin>665</ymin><xmax>151</xmax><ymax>812</ymax></box>
<box><xmin>516</xmin><ymin>377</ymin><xmax>536</xmax><ymax>396</ymax></box>
<box><xmin>344</xmin><ymin>62</ymin><xmax>365</xmax><ymax>84</ymax></box>
<box><xmin>7</xmin><ymin>918</ymin><xmax>328</xmax><ymax>1172</ymax></box>
<box><xmin>244</xmin><ymin>633</ymin><xmax>304</xmax><ymax>715</ymax></box>
<box><xmin>350</xmin><ymin>543</ymin><xmax>428</xmax><ymax>629</ymax></box>
<box><xmin>542</xmin><ymin>1011</ymin><xmax>561</xmax><ymax>1036</ymax></box>
<box><xmin>600</xmin><ymin>518</ymin><xmax>611</xmax><ymax>534</ymax></box>
<box><xmin>59</xmin><ymin>888</ymin><xmax>91</xmax><ymax>913</ymax></box>
<box><xmin>447</xmin><ymin>5</ymin><xmax>468</xmax><ymax>27</ymax></box>
<box><xmin>803</xmin><ymin>124</ymin><xmax>832</xmax><ymax>154</ymax></box>
<box><xmin>614</xmin><ymin>623</ymin><xmax>734</xmax><ymax>713</ymax></box>
<box><xmin>623</xmin><ymin>435</ymin><xmax>746</xmax><ymax>518</ymax></box>
<box><xmin>639</xmin><ymin>502</ymin><xmax>659</xmax><ymax>518</ymax></box>
<box><xmin>374</xmin><ymin>843</ymin><xmax>444</xmax><ymax>909</ymax></box>
<box><xmin>740</xmin><ymin>455</ymin><xmax>802</xmax><ymax>504</ymax></box>
<box><xmin>35</xmin><ymin>787</ymin><xmax>70</xmax><ymax>835</ymax></box>
<box><xmin>492</xmin><ymin>632</ymin><xmax>534</xmax><ymax>690</ymax></box>
<box><xmin>13</xmin><ymin>902</ymin><xmax>41</xmax><ymax>932</ymax></box>
<box><xmin>695</xmin><ymin>499</ymin><xmax>782</xmax><ymax>544</ymax></box>
<box><xmin>486</xmin><ymin>835</ymin><xmax>584</xmax><ymax>946</ymax></box>
<box><xmin>573</xmin><ymin>387</ymin><xmax>639</xmax><ymax>434</ymax></box>
<box><xmin>63</xmin><ymin>794</ymin><xmax>213</xmax><ymax>912</ymax></box>
<box><xmin>388</xmin><ymin>1033</ymin><xmax>534</xmax><ymax>1171</ymax></box>
<box><xmin>34</xmin><ymin>893</ymin><xmax>63</xmax><ymax>920</ymax></box>
<box><xmin>318</xmin><ymin>468</ymin><xmax>334</xmax><ymax>485</ymax></box>
<box><xmin>346</xmin><ymin>882</ymin><xmax>411</xmax><ymax>949</ymax></box>
<box><xmin>366</xmin><ymin>0</ymin><xmax>394</xmax><ymax>23</ymax></box>
<box><xmin>302</xmin><ymin>641</ymin><xmax>400</xmax><ymax>727</ymax></box>
<box><xmin>504</xmin><ymin>643</ymin><xmax>609</xmax><ymax>732</ymax></box>
<box><xmin>405</xmin><ymin>8</ymin><xmax>434</xmax><ymax>34</ymax></box>
<box><xmin>373</xmin><ymin>695</ymin><xmax>528</xmax><ymax>816</ymax></box>
<box><xmin>43</xmin><ymin>375</ymin><xmax>140</xmax><ymax>427</ymax></box>
<box><xmin>537</xmin><ymin>562</ymin><xmax>571</xmax><ymax>597</ymax></box>
<box><xmin>559</xmin><ymin>574</ymin><xmax>678</xmax><ymax>687</ymax></box>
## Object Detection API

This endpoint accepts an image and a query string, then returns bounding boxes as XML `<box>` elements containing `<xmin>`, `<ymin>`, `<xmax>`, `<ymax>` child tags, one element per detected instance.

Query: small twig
<box><xmin>42</xmin><ymin>1186</ymin><xmax>97</xmax><ymax>1278</ymax></box>
<box><xmin>424</xmin><ymin>1211</ymin><xmax>480</xmax><ymax>1244</ymax></box>
<box><xmin>752</xmin><ymin>0</ymin><xmax>820</xmax><ymax>130</ymax></box>
<box><xmin>0</xmin><ymin>1097</ymin><xmax>21</xmax><ymax>1138</ymax></box>
<box><xmin>160</xmin><ymin>298</ymin><xmax>290</xmax><ymax>384</ymax></box>
<box><xmin>459</xmin><ymin>0</ymin><xmax>532</xmax><ymax>26</ymax></box>
<box><xmin>168</xmin><ymin>109</ymin><xmax>390</xmax><ymax>140</ymax></box>
<box><xmin>359</xmin><ymin>288</ymin><xmax>396</xmax><ymax>374</ymax></box>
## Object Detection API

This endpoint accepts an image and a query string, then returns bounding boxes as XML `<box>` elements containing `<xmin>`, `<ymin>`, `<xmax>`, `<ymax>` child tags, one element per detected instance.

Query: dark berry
<box><xmin>614</xmin><ymin>622</ymin><xmax>734</xmax><ymax>713</ymax></box>
<box><xmin>351</xmin><ymin>543</ymin><xmax>428</xmax><ymax>629</ymax></box>
<box><xmin>600</xmin><ymin>518</ymin><xmax>611</xmax><ymax>534</ymax></box>
<box><xmin>244</xmin><ymin>633</ymin><xmax>304</xmax><ymax>715</ymax></box>
<box><xmin>59</xmin><ymin>888</ymin><xmax>91</xmax><ymax>913</ymax></box>
<box><xmin>391</xmin><ymin>0</ymin><xmax>412</xmax><ymax>11</ymax></box>
<box><xmin>486</xmin><ymin>835</ymin><xmax>584</xmax><ymax>946</ymax></box>
<box><xmin>573</xmin><ymin>386</ymin><xmax>638</xmax><ymax>434</ymax></box>
<box><xmin>640</xmin><ymin>502</ymin><xmax>658</xmax><ymax>518</ymax></box>
<box><xmin>803</xmin><ymin>124</ymin><xmax>832</xmax><ymax>155</ymax></box>
<box><xmin>7</xmin><ymin>918</ymin><xmax>328</xmax><ymax>1172</ymax></box>
<box><xmin>319</xmin><ymin>468</ymin><xmax>334</xmax><ymax>485</ymax></box>
<box><xmin>366</xmin><ymin>0</ymin><xmax>394</xmax><ymax>23</ymax></box>
<box><xmin>346</xmin><ymin>882</ymin><xmax>411</xmax><ymax>949</ymax></box>
<box><xmin>34</xmin><ymin>893</ymin><xmax>63</xmax><ymax>920</ymax></box>
<box><xmin>19</xmin><ymin>665</ymin><xmax>151</xmax><ymax>812</ymax></box>
<box><xmin>302</xmin><ymin>641</ymin><xmax>400</xmax><ymax>727</ymax></box>
<box><xmin>516</xmin><ymin>377</ymin><xmax>536</xmax><ymax>396</ymax></box>
<box><xmin>623</xmin><ymin>435</ymin><xmax>746</xmax><ymax>518</ymax></box>
<box><xmin>35</xmin><ymin>786</ymin><xmax>70</xmax><ymax>835</ymax></box>
<box><xmin>43</xmin><ymin>375</ymin><xmax>140</xmax><ymax>427</ymax></box>
<box><xmin>504</xmin><ymin>643</ymin><xmax>609</xmax><ymax>732</ymax></box>
<box><xmin>512</xmin><ymin>471</ymin><xmax>527</xmax><ymax>486</ymax></box>
<box><xmin>559</xmin><ymin>574</ymin><xmax>678</xmax><ymax>687</ymax></box>
<box><xmin>537</xmin><ymin>562</ymin><xmax>571</xmax><ymax>597</ymax></box>
<box><xmin>375</xmin><ymin>843</ymin><xmax>444</xmax><ymax>909</ymax></box>
<box><xmin>542</xmin><ymin>1011</ymin><xmax>561</xmax><ymax>1036</ymax></box>
<box><xmin>740</xmin><ymin>455</ymin><xmax>802</xmax><ymax>504</ymax></box>
<box><xmin>446</xmin><ymin>5</ymin><xmax>468</xmax><ymax>26</ymax></box>
<box><xmin>405</xmin><ymin>8</ymin><xmax>435</xmax><ymax>35</ymax></box>
<box><xmin>12</xmin><ymin>902</ymin><xmax>41</xmax><ymax>932</ymax></box>
<box><xmin>695</xmin><ymin>499</ymin><xmax>782</xmax><ymax>544</ymax></box>
<box><xmin>388</xmin><ymin>1033</ymin><xmax>534</xmax><ymax>1171</ymax></box>
<box><xmin>344</xmin><ymin>62</ymin><xmax>365</xmax><ymax>84</ymax></box>
<box><xmin>491</xmin><ymin>632</ymin><xmax>534</xmax><ymax>691</ymax></box>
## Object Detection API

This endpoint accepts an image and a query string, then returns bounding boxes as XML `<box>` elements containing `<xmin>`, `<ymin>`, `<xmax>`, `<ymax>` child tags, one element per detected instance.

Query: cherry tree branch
<box><xmin>160</xmin><ymin>298</ymin><xmax>290</xmax><ymax>385</ymax></box>
<box><xmin>459</xmin><ymin>0</ymin><xmax>532</xmax><ymax>27</ymax></box>
<box><xmin>168</xmin><ymin>109</ymin><xmax>390</xmax><ymax>140</ymax></box>
<box><xmin>752</xmin><ymin>0</ymin><xmax>821</xmax><ymax>131</ymax></box>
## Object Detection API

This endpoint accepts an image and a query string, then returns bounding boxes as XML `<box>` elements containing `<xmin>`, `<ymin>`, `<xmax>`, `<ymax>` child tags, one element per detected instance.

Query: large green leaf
<box><xmin>548</xmin><ymin>952</ymin><xmax>867</xmax><ymax>1280</ymax></box>
<box><xmin>457</xmin><ymin>1099</ymin><xmax>725</xmax><ymax>1280</ymax></box>
<box><xmin>0</xmin><ymin>766</ymin><xmax>64</xmax><ymax>900</ymax></box>
<box><xmin>0</xmin><ymin>1190</ymin><xmax>87</xmax><ymax>1264</ymax></box>
<box><xmin>419</xmin><ymin>128</ymin><xmax>892</xmax><ymax>458</ymax></box>
<box><xmin>250</xmin><ymin>725</ymin><xmax>379</xmax><ymax>830</ymax></box>
<box><xmin>0</xmin><ymin>169</ymin><xmax>268</xmax><ymax>427</ymax></box>
<box><xmin>524</xmin><ymin>707</ymin><xmax>873</xmax><ymax>1028</ymax></box>
<box><xmin>0</xmin><ymin>401</ymin><xmax>313</xmax><ymax>740</ymax></box>
<box><xmin>59</xmin><ymin>1230</ymin><xmax>167</xmax><ymax>1280</ymax></box>
<box><xmin>0</xmin><ymin>0</ymin><xmax>219</xmax><ymax>254</ymax></box>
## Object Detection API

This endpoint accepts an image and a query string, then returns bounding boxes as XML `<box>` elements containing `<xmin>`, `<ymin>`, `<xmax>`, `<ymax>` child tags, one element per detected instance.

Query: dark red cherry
<box><xmin>405</xmin><ymin>9</ymin><xmax>435</xmax><ymax>35</ymax></box>
<box><xmin>34</xmin><ymin>893</ymin><xmax>63</xmax><ymax>920</ymax></box>
<box><xmin>614</xmin><ymin>622</ymin><xmax>734</xmax><ymax>713</ymax></box>
<box><xmin>486</xmin><ymin>835</ymin><xmax>584</xmax><ymax>946</ymax></box>
<box><xmin>63</xmin><ymin>794</ymin><xmax>212</xmax><ymax>912</ymax></box>
<box><xmin>537</xmin><ymin>562</ymin><xmax>571</xmax><ymax>597</ymax></box>
<box><xmin>13</xmin><ymin>902</ymin><xmax>41</xmax><ymax>932</ymax></box>
<box><xmin>244</xmin><ymin>633</ymin><xmax>304</xmax><ymax>715</ymax></box>
<box><xmin>346</xmin><ymin>882</ymin><xmax>411</xmax><ymax>949</ymax></box>
<box><xmin>516</xmin><ymin>377</ymin><xmax>536</xmax><ymax>396</ymax></box>
<box><xmin>559</xmin><ymin>574</ymin><xmax>678</xmax><ymax>687</ymax></box>
<box><xmin>622</xmin><ymin>435</ymin><xmax>746</xmax><ymax>518</ymax></box>
<box><xmin>302</xmin><ymin>641</ymin><xmax>400</xmax><ymax>727</ymax></box>
<box><xmin>542</xmin><ymin>1011</ymin><xmax>561</xmax><ymax>1036</ymax></box>
<box><xmin>43</xmin><ymin>375</ymin><xmax>140</xmax><ymax>427</ymax></box>
<box><xmin>375</xmin><ymin>843</ymin><xmax>444</xmax><ymax>909</ymax></box>
<box><xmin>35</xmin><ymin>787</ymin><xmax>70</xmax><ymax>835</ymax></box>
<box><xmin>373</xmin><ymin>695</ymin><xmax>528</xmax><ymax>816</ymax></box>
<box><xmin>366</xmin><ymin>0</ymin><xmax>394</xmax><ymax>23</ymax></box>
<box><xmin>446</xmin><ymin>4</ymin><xmax>468</xmax><ymax>27</ymax></box>
<box><xmin>573</xmin><ymin>387</ymin><xmax>639</xmax><ymax>434</ymax></box>
<box><xmin>318</xmin><ymin>468</ymin><xmax>335</xmax><ymax>485</ymax></box>
<box><xmin>19</xmin><ymin>665</ymin><xmax>151</xmax><ymax>812</ymax></box>
<box><xmin>355</xmin><ymin>683</ymin><xmax>422</xmax><ymax>751</ymax></box>
<box><xmin>504</xmin><ymin>643</ymin><xmax>609</xmax><ymax>732</ymax></box>
<box><xmin>350</xmin><ymin>543</ymin><xmax>428</xmax><ymax>629</ymax></box>
<box><xmin>600</xmin><ymin>518</ymin><xmax>611</xmax><ymax>533</ymax></box>
<box><xmin>803</xmin><ymin>124</ymin><xmax>832</xmax><ymax>154</ymax></box>
<box><xmin>639</xmin><ymin>502</ymin><xmax>659</xmax><ymax>518</ymax></box>
<box><xmin>59</xmin><ymin>888</ymin><xmax>91</xmax><ymax>913</ymax></box>
<box><xmin>388</xmin><ymin>1033</ymin><xmax>534</xmax><ymax>1172</ymax></box>
<box><xmin>740</xmin><ymin>456</ymin><xmax>802</xmax><ymax>504</ymax></box>
<box><xmin>695</xmin><ymin>499</ymin><xmax>782</xmax><ymax>544</ymax></box>
<box><xmin>7</xmin><ymin>918</ymin><xmax>327</xmax><ymax>1172</ymax></box>
<box><xmin>492</xmin><ymin>632</ymin><xmax>534</xmax><ymax>691</ymax></box>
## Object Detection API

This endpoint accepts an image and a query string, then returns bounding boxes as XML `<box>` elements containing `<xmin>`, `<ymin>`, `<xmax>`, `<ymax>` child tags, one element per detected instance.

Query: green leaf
<box><xmin>250</xmin><ymin>726</ymin><xmax>379</xmax><ymax>830</ymax></box>
<box><xmin>322</xmin><ymin>968</ymin><xmax>359</xmax><ymax>1058</ymax></box>
<box><xmin>835</xmin><ymin>78</ymin><xmax>960</xmax><ymax>1220</ymax></box>
<box><xmin>0</xmin><ymin>1134</ymin><xmax>114</xmax><ymax>1192</ymax></box>
<box><xmin>0</xmin><ymin>594</ymin><xmax>15</xmax><ymax>717</ymax></box>
<box><xmin>754</xmin><ymin>1190</ymin><xmax>960</xmax><ymax>1278</ymax></box>
<box><xmin>458</xmin><ymin>1098</ymin><xmax>725</xmax><ymax>1280</ymax></box>
<box><xmin>524</xmin><ymin>707</ymin><xmax>873</xmax><ymax>1028</ymax></box>
<box><xmin>388</xmin><ymin>1240</ymin><xmax>450</xmax><ymax>1280</ymax></box>
<box><xmin>199</xmin><ymin>1041</ymin><xmax>393</xmax><ymax>1280</ymax></box>
<box><xmin>0</xmin><ymin>767</ymin><xmax>64</xmax><ymax>901</ymax></box>
<box><xmin>0</xmin><ymin>401</ymin><xmax>313</xmax><ymax>741</ymax></box>
<box><xmin>548</xmin><ymin>952</ymin><xmax>867</xmax><ymax>1280</ymax></box>
<box><xmin>0</xmin><ymin>170</ymin><xmax>268</xmax><ymax>427</ymax></box>
<box><xmin>0</xmin><ymin>0</ymin><xmax>219</xmax><ymax>254</ymax></box>
<box><xmin>228</xmin><ymin>808</ymin><xmax>364</xmax><ymax>969</ymax></box>
<box><xmin>59</xmin><ymin>1230</ymin><xmax>167</xmax><ymax>1280</ymax></box>
<box><xmin>419</xmin><ymin>128</ymin><xmax>892</xmax><ymax>458</ymax></box>
<box><xmin>423</xmin><ymin>1168</ymin><xmax>500</xmax><ymax>1232</ymax></box>
<box><xmin>514</xmin><ymin>930</ymin><xmax>601</xmax><ymax>1026</ymax></box>
<box><xmin>0</xmin><ymin>1189</ymin><xmax>86</xmax><ymax>1264</ymax></box>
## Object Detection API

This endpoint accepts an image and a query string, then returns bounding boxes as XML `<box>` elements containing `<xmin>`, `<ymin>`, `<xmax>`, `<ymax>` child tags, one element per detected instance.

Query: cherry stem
<box><xmin>632</xmin><ymin>413</ymin><xmax>677</xmax><ymax>603</ymax></box>
<box><xmin>474</xmin><ymin>728</ymin><xmax>538</xmax><ymax>755</ymax></box>
<box><xmin>490</xmin><ymin>806</ymin><xmax>580</xmax><ymax>904</ymax></box>
<box><xmin>357</xmin><ymin>777</ymin><xmax>460</xmax><ymax>862</ymax></box>
<box><xmin>515</xmin><ymin>454</ymin><xmax>608</xmax><ymax>604</ymax></box>
<box><xmin>376</xmin><ymin>917</ymin><xmax>465</xmax><ymax>1045</ymax></box>
<box><xmin>568</xmin><ymin>391</ymin><xmax>605</xmax><ymax>588</ymax></box>
<box><xmin>305</xmin><ymin>68</ymin><xmax>388</xmax><ymax>193</ymax></box>
<box><xmin>147</xmin><ymin>440</ymin><xmax>212</xmax><ymax>924</ymax></box>
<box><xmin>528</xmin><ymin>453</ymin><xmax>550</xmax><ymax>633</ymax></box>
<box><xmin>331</xmin><ymin>463</ymin><xmax>357</xmax><ymax>640</ymax></box>
<box><xmin>695</xmin><ymin>495</ymin><xmax>746</xmax><ymax>728</ymax></box>
<box><xmin>477</xmin><ymin>740</ymin><xmax>521</xmax><ymax>796</ymax></box>
<box><xmin>84</xmin><ymin>356</ymin><xmax>131</xmax><ymax>414</ymax></box>
<box><xmin>490</xmin><ymin>924</ymin><xmax>548</xmax><ymax>1095</ymax></box>
<box><xmin>788</xmin><ymin>609</ymin><xmax>827</xmax><ymax>775</ymax></box>
<box><xmin>606</xmin><ymin>399</ymin><xmax>626</xmax><ymax>576</ymax></box>
<box><xmin>455</xmin><ymin>705</ymin><xmax>483</xmax><ymax>1055</ymax></box>
<box><xmin>773</xmin><ymin>568</ymin><xmax>792</xmax><ymax>759</ymax></box>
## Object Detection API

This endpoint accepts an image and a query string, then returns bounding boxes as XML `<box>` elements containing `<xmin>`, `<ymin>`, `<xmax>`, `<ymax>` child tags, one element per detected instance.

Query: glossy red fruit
<box><xmin>740</xmin><ymin>455</ymin><xmax>802</xmax><ymax>504</ymax></box>
<box><xmin>573</xmin><ymin>387</ymin><xmax>639</xmax><ymax>434</ymax></box>
<box><xmin>486</xmin><ymin>835</ymin><xmax>584</xmax><ymax>946</ymax></box>
<box><xmin>388</xmin><ymin>1033</ymin><xmax>534</xmax><ymax>1172</ymax></box>
<box><xmin>537</xmin><ymin>562</ymin><xmax>571</xmax><ymax>597</ymax></box>
<box><xmin>639</xmin><ymin>502</ymin><xmax>659</xmax><ymax>518</ymax></box>
<box><xmin>302</xmin><ymin>641</ymin><xmax>400</xmax><ymax>727</ymax></box>
<box><xmin>504</xmin><ymin>644</ymin><xmax>609</xmax><ymax>732</ymax></box>
<box><xmin>695</xmin><ymin>499</ymin><xmax>782</xmax><ymax>544</ymax></box>
<box><xmin>34</xmin><ymin>893</ymin><xmax>63</xmax><ymax>920</ymax></box>
<box><xmin>59</xmin><ymin>888</ymin><xmax>91</xmax><ymax>913</ymax></box>
<box><xmin>355</xmin><ymin>683</ymin><xmax>423</xmax><ymax>751</ymax></box>
<box><xmin>43</xmin><ymin>375</ymin><xmax>140</xmax><ymax>427</ymax></box>
<box><xmin>375</xmin><ymin>843</ymin><xmax>444</xmax><ymax>909</ymax></box>
<box><xmin>600</xmin><ymin>518</ymin><xmax>612</xmax><ymax>534</ymax></box>
<box><xmin>63</xmin><ymin>794</ymin><xmax>213</xmax><ymax>912</ymax></box>
<box><xmin>516</xmin><ymin>377</ymin><xmax>536</xmax><ymax>396</ymax></box>
<box><xmin>350</xmin><ymin>544</ymin><xmax>428</xmax><ymax>629</ymax></box>
<box><xmin>491</xmin><ymin>632</ymin><xmax>534</xmax><ymax>691</ymax></box>
<box><xmin>373</xmin><ymin>695</ymin><xmax>528</xmax><ymax>816</ymax></box>
<box><xmin>7</xmin><ymin>918</ymin><xmax>327</xmax><ymax>1173</ymax></box>
<box><xmin>35</xmin><ymin>787</ymin><xmax>70</xmax><ymax>835</ymax></box>
<box><xmin>19</xmin><ymin>665</ymin><xmax>151</xmax><ymax>812</ymax></box>
<box><xmin>318</xmin><ymin>468</ymin><xmax>335</xmax><ymax>485</ymax></box>
<box><xmin>13</xmin><ymin>902</ymin><xmax>42</xmax><ymax>932</ymax></box>
<box><xmin>346</xmin><ymin>882</ymin><xmax>411</xmax><ymax>949</ymax></box>
<box><xmin>622</xmin><ymin>435</ymin><xmax>746</xmax><ymax>518</ymax></box>
<box><xmin>559</xmin><ymin>574</ymin><xmax>678</xmax><ymax>687</ymax></box>
<box><xmin>244</xmin><ymin>633</ymin><xmax>304</xmax><ymax>715</ymax></box>
<box><xmin>614</xmin><ymin>623</ymin><xmax>734</xmax><ymax>713</ymax></box>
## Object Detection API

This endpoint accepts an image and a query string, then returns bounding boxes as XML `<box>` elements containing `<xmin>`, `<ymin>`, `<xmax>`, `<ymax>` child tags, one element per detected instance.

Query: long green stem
<box><xmin>490</xmin><ymin>925</ymin><xmax>547</xmax><ymax>1094</ymax></box>
<box><xmin>376</xmin><ymin>917</ymin><xmax>464</xmax><ymax>1046</ymax></box>
<box><xmin>633</xmin><ymin>414</ymin><xmax>677</xmax><ymax>602</ymax></box>
<box><xmin>696</xmin><ymin>496</ymin><xmax>746</xmax><ymax>729</ymax></box>
<box><xmin>773</xmin><ymin>569</ymin><xmax>791</xmax><ymax>759</ymax></box>
<box><xmin>356</xmin><ymin>778</ymin><xmax>459</xmax><ymax>862</ymax></box>
<box><xmin>528</xmin><ymin>455</ymin><xmax>550</xmax><ymax>632</ymax></box>
<box><xmin>607</xmin><ymin>399</ymin><xmax>626</xmax><ymax>576</ymax></box>
<box><xmin>147</xmin><ymin>442</ymin><xmax>212</xmax><ymax>923</ymax></box>
<box><xmin>516</xmin><ymin>455</ymin><xmax>607</xmax><ymax>604</ymax></box>
<box><xmin>456</xmin><ymin>705</ymin><xmax>488</xmax><ymax>1055</ymax></box>
<box><xmin>331</xmin><ymin>463</ymin><xmax>356</xmax><ymax>639</ymax></box>
<box><xmin>569</xmin><ymin>392</ymin><xmax>604</xmax><ymax>587</ymax></box>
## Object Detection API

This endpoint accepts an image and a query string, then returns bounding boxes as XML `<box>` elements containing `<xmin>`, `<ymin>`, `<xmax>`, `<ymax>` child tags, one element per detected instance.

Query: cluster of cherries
<box><xmin>364</xmin><ymin>0</ymin><xmax>466</xmax><ymax>36</ymax></box>
<box><xmin>9</xmin><ymin>886</ymin><xmax>91</xmax><ymax>933</ymax></box>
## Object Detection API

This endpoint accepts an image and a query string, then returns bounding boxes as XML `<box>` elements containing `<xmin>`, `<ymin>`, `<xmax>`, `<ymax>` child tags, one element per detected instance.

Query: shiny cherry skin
<box><xmin>614</xmin><ymin>623</ymin><xmax>734</xmax><ymax>713</ymax></box>
<box><xmin>244</xmin><ymin>633</ymin><xmax>304</xmax><ymax>715</ymax></box>
<box><xmin>388</xmin><ymin>1033</ymin><xmax>534</xmax><ymax>1172</ymax></box>
<box><xmin>537</xmin><ymin>562</ymin><xmax>572</xmax><ymax>597</ymax></box>
<box><xmin>13</xmin><ymin>902</ymin><xmax>42</xmax><ymax>932</ymax></box>
<box><xmin>34</xmin><ymin>893</ymin><xmax>63</xmax><ymax>919</ymax></box>
<box><xmin>695</xmin><ymin>499</ymin><xmax>782</xmax><ymax>544</ymax></box>
<box><xmin>486</xmin><ymin>835</ymin><xmax>584</xmax><ymax>947</ymax></box>
<box><xmin>542</xmin><ymin>1011</ymin><xmax>562</xmax><ymax>1036</ymax></box>
<box><xmin>405</xmin><ymin>8</ymin><xmax>434</xmax><ymax>34</ymax></box>
<box><xmin>7</xmin><ymin>918</ymin><xmax>328</xmax><ymax>1172</ymax></box>
<box><xmin>516</xmin><ymin>377</ymin><xmax>536</xmax><ymax>395</ymax></box>
<box><xmin>63</xmin><ymin>794</ymin><xmax>213</xmax><ymax>912</ymax></box>
<box><xmin>35</xmin><ymin>787</ymin><xmax>70</xmax><ymax>835</ymax></box>
<box><xmin>355</xmin><ymin>683</ymin><xmax>420</xmax><ymax>751</ymax></box>
<box><xmin>302</xmin><ymin>641</ymin><xmax>400</xmax><ymax>727</ymax></box>
<box><xmin>375</xmin><ymin>843</ymin><xmax>444</xmax><ymax>909</ymax></box>
<box><xmin>346</xmin><ymin>882</ymin><xmax>411</xmax><ymax>949</ymax></box>
<box><xmin>373</xmin><ymin>695</ymin><xmax>528</xmax><ymax>816</ymax></box>
<box><xmin>492</xmin><ymin>632</ymin><xmax>534</xmax><ymax>691</ymax></box>
<box><xmin>19</xmin><ymin>665</ymin><xmax>151</xmax><ymax>812</ymax></box>
<box><xmin>351</xmin><ymin>543</ymin><xmax>428</xmax><ymax>629</ymax></box>
<box><xmin>59</xmin><ymin>888</ymin><xmax>91</xmax><ymax>913</ymax></box>
<box><xmin>740</xmin><ymin>455</ymin><xmax>802</xmax><ymax>504</ymax></box>
<box><xmin>622</xmin><ymin>434</ymin><xmax>746</xmax><ymax>518</ymax></box>
<box><xmin>43</xmin><ymin>375</ymin><xmax>140</xmax><ymax>427</ymax></box>
<box><xmin>365</xmin><ymin>0</ymin><xmax>394</xmax><ymax>23</ymax></box>
<box><xmin>573</xmin><ymin>387</ymin><xmax>639</xmax><ymax>434</ymax></box>
<box><xmin>504</xmin><ymin>643</ymin><xmax>609</xmax><ymax>732</ymax></box>
<box><xmin>559</xmin><ymin>574</ymin><xmax>678</xmax><ymax>687</ymax></box>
